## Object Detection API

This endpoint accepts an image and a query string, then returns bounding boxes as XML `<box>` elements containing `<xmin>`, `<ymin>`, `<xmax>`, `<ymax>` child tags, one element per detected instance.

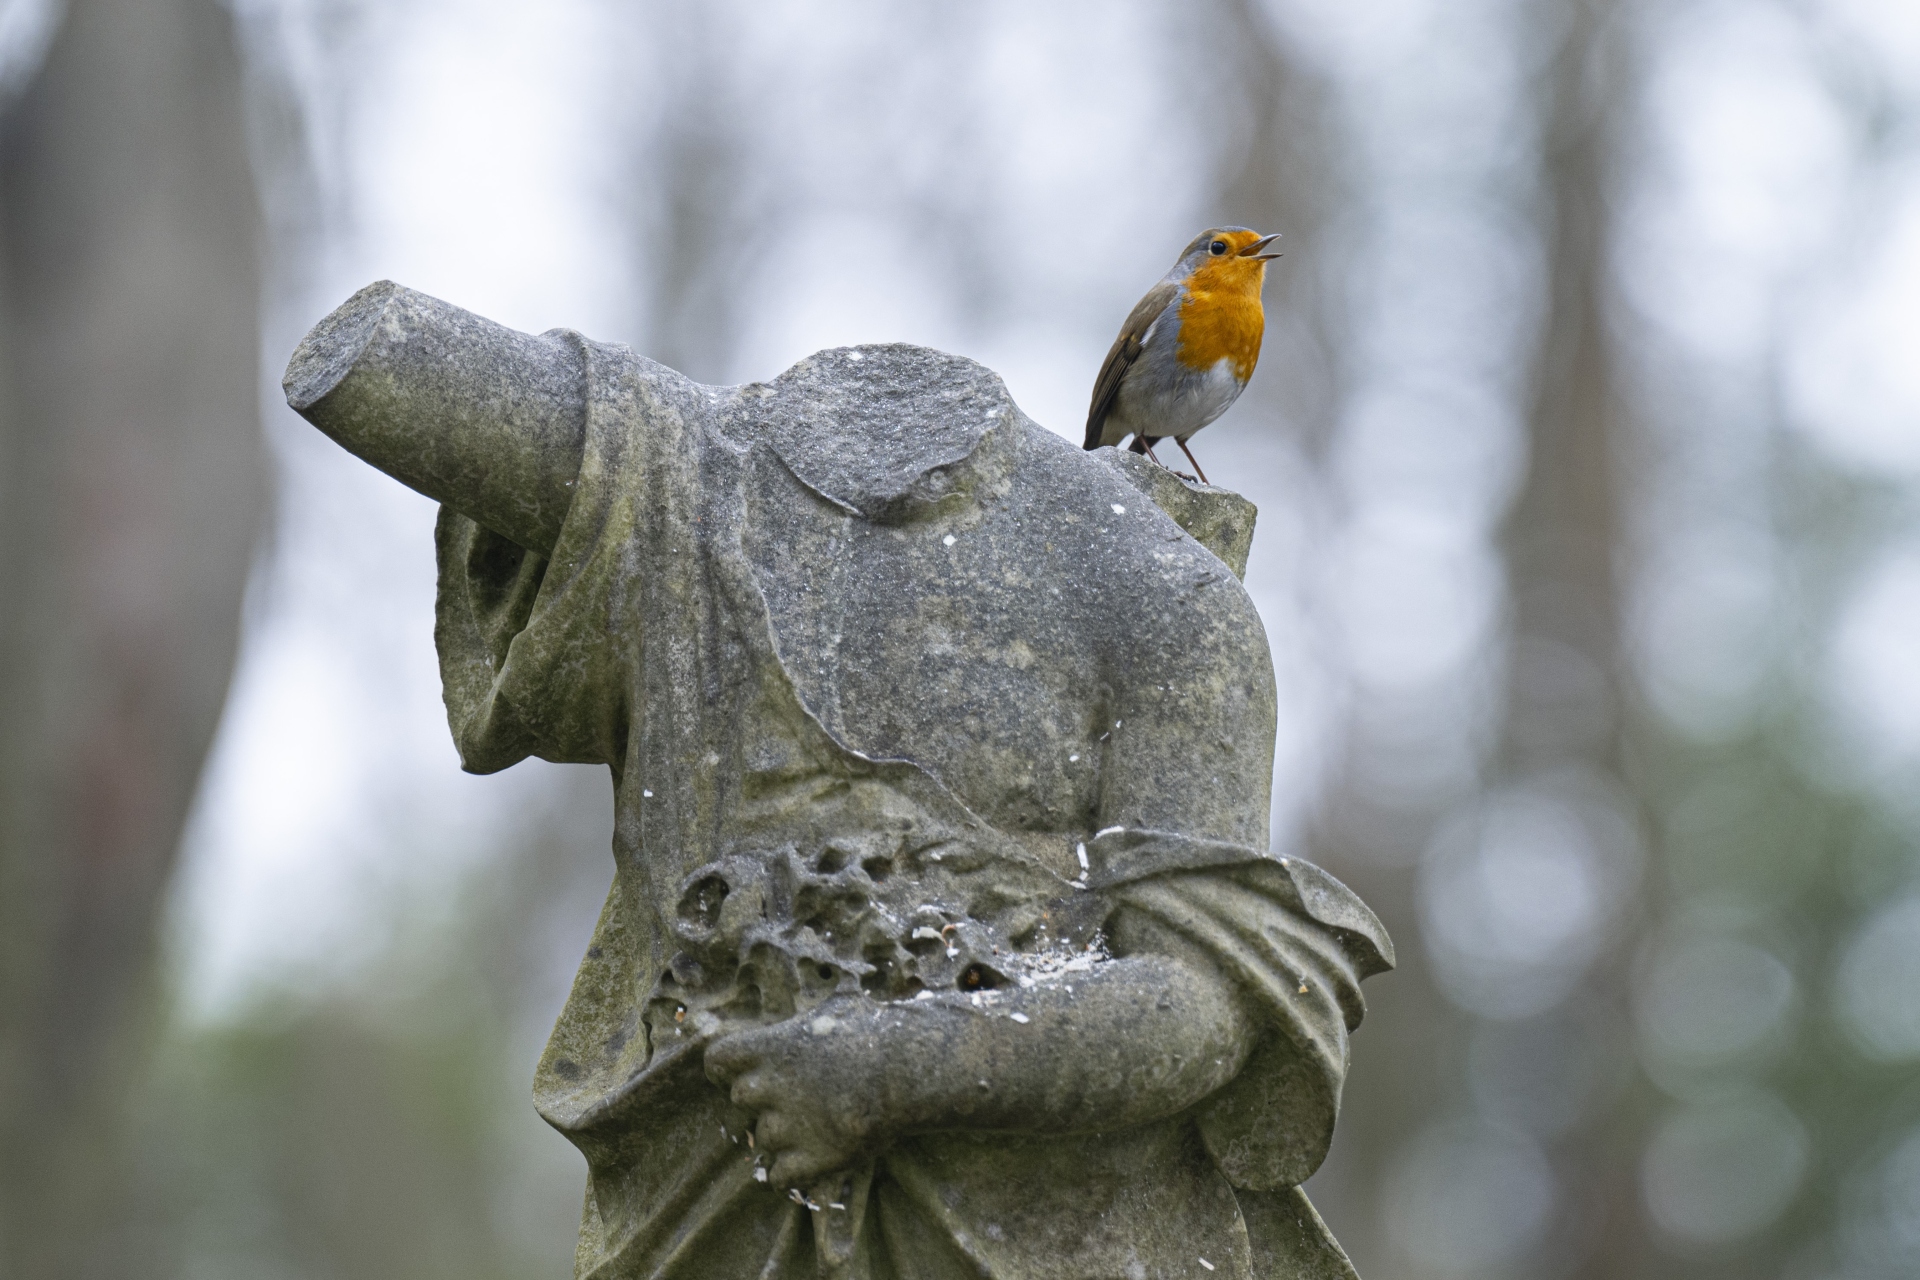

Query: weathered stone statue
<box><xmin>285</xmin><ymin>282</ymin><xmax>1393</xmax><ymax>1280</ymax></box>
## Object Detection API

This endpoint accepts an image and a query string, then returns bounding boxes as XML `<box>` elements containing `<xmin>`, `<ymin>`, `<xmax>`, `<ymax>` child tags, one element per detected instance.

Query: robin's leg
<box><xmin>1128</xmin><ymin>435</ymin><xmax>1169</xmax><ymax>467</ymax></box>
<box><xmin>1175</xmin><ymin>438</ymin><xmax>1210</xmax><ymax>486</ymax></box>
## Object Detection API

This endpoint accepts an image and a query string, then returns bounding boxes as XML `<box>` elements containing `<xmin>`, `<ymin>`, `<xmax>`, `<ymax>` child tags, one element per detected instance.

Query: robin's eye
<box><xmin>1209</xmin><ymin>239</ymin><xmax>1228</xmax><ymax>255</ymax></box>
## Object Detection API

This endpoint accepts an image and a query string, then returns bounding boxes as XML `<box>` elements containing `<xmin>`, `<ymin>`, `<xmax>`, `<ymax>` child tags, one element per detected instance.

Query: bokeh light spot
<box><xmin>1383</xmin><ymin>1119</ymin><xmax>1555</xmax><ymax>1274</ymax></box>
<box><xmin>1835</xmin><ymin>896</ymin><xmax>1920</xmax><ymax>1062</ymax></box>
<box><xmin>1636</xmin><ymin>934</ymin><xmax>1794</xmax><ymax>1076</ymax></box>
<box><xmin>1641</xmin><ymin>1089</ymin><xmax>1808</xmax><ymax>1245</ymax></box>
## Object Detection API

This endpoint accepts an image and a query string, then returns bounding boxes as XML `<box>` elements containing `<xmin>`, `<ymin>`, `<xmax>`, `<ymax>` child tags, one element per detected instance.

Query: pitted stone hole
<box><xmin>862</xmin><ymin>855</ymin><xmax>894</xmax><ymax>882</ymax></box>
<box><xmin>959</xmin><ymin>963</ymin><xmax>1006</xmax><ymax>992</ymax></box>
<box><xmin>815</xmin><ymin>846</ymin><xmax>849</xmax><ymax>874</ymax></box>
<box><xmin>679</xmin><ymin>874</ymin><xmax>730</xmax><ymax>931</ymax></box>
<box><xmin>816</xmin><ymin>964</ymin><xmax>836</xmax><ymax>982</ymax></box>
<box><xmin>669</xmin><ymin>952</ymin><xmax>705</xmax><ymax>986</ymax></box>
<box><xmin>865</xmin><ymin>964</ymin><xmax>922</xmax><ymax>997</ymax></box>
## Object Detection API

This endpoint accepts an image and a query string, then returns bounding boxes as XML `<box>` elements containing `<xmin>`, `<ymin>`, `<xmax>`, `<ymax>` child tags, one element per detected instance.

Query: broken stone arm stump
<box><xmin>284</xmin><ymin>280</ymin><xmax>1394</xmax><ymax>1280</ymax></box>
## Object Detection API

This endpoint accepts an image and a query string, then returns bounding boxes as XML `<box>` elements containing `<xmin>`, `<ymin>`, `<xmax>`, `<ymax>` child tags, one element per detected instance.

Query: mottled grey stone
<box><xmin>286</xmin><ymin>281</ymin><xmax>1392</xmax><ymax>1280</ymax></box>
<box><xmin>1098</xmin><ymin>446</ymin><xmax>1256</xmax><ymax>582</ymax></box>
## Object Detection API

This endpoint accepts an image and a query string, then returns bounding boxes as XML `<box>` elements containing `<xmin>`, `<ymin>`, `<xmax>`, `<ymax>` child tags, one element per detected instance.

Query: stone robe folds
<box><xmin>295</xmin><ymin>283</ymin><xmax>1391</xmax><ymax>1280</ymax></box>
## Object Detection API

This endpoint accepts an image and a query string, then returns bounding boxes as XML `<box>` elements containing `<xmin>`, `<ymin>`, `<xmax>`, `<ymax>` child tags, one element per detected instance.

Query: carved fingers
<box><xmin>704</xmin><ymin>1002</ymin><xmax>883</xmax><ymax>1188</ymax></box>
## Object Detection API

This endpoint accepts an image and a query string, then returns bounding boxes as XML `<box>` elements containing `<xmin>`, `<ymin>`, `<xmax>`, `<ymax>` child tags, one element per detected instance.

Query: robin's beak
<box><xmin>1237</xmin><ymin>233</ymin><xmax>1282</xmax><ymax>261</ymax></box>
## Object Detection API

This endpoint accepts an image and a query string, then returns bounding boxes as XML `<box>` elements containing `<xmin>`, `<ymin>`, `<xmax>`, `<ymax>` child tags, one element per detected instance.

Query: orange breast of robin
<box><xmin>1173</xmin><ymin>258</ymin><xmax>1266</xmax><ymax>381</ymax></box>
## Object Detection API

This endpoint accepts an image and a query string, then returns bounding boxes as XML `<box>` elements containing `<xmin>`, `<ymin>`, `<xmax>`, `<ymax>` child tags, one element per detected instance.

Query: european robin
<box><xmin>1082</xmin><ymin>226</ymin><xmax>1280</xmax><ymax>485</ymax></box>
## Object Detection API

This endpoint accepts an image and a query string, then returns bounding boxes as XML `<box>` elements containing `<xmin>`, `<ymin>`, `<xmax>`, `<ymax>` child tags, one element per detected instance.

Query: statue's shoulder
<box><xmin>1086</xmin><ymin>448</ymin><xmax>1257</xmax><ymax>582</ymax></box>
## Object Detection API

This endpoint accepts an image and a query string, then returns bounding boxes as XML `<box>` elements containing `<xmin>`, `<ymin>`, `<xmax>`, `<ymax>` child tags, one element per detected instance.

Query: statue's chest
<box><xmin>747</xmin><ymin>509</ymin><xmax>1111</xmax><ymax>836</ymax></box>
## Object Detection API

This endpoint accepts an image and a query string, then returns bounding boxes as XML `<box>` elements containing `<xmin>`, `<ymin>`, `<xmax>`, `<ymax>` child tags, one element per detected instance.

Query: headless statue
<box><xmin>285</xmin><ymin>282</ymin><xmax>1392</xmax><ymax>1280</ymax></box>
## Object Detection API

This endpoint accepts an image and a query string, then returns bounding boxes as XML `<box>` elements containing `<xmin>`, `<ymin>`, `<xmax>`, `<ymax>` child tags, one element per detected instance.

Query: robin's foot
<box><xmin>1175</xmin><ymin>439</ymin><xmax>1210</xmax><ymax>486</ymax></box>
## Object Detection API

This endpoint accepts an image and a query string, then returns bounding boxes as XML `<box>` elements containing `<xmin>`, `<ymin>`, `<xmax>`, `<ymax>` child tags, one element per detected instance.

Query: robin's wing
<box><xmin>1085</xmin><ymin>281</ymin><xmax>1179</xmax><ymax>450</ymax></box>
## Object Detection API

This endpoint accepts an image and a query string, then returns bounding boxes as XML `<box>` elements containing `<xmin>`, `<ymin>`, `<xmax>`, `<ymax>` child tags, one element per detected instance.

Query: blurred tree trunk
<box><xmin>621</xmin><ymin>1</ymin><xmax>766</xmax><ymax>384</ymax></box>
<box><xmin>629</xmin><ymin>72</ymin><xmax>745</xmax><ymax>376</ymax></box>
<box><xmin>0</xmin><ymin>0</ymin><xmax>265</xmax><ymax>1274</ymax></box>
<box><xmin>1297</xmin><ymin>0</ymin><xmax>1644</xmax><ymax>1273</ymax></box>
<box><xmin>1201</xmin><ymin>0</ymin><xmax>1349</xmax><ymax>454</ymax></box>
<box><xmin>1501</xmin><ymin>2</ymin><xmax>1644</xmax><ymax>1272</ymax></box>
<box><xmin>1503</xmin><ymin>4</ymin><xmax>1628</xmax><ymax>770</ymax></box>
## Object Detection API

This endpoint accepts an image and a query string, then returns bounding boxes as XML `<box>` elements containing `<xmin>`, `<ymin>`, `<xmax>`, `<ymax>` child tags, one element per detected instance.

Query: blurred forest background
<box><xmin>3</xmin><ymin>0</ymin><xmax>1920</xmax><ymax>1277</ymax></box>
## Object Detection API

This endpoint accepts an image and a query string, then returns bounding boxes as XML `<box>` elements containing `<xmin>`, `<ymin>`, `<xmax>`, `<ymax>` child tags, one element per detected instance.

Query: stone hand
<box><xmin>704</xmin><ymin>999</ymin><xmax>900</xmax><ymax>1187</ymax></box>
<box><xmin>704</xmin><ymin>949</ymin><xmax>1258</xmax><ymax>1189</ymax></box>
